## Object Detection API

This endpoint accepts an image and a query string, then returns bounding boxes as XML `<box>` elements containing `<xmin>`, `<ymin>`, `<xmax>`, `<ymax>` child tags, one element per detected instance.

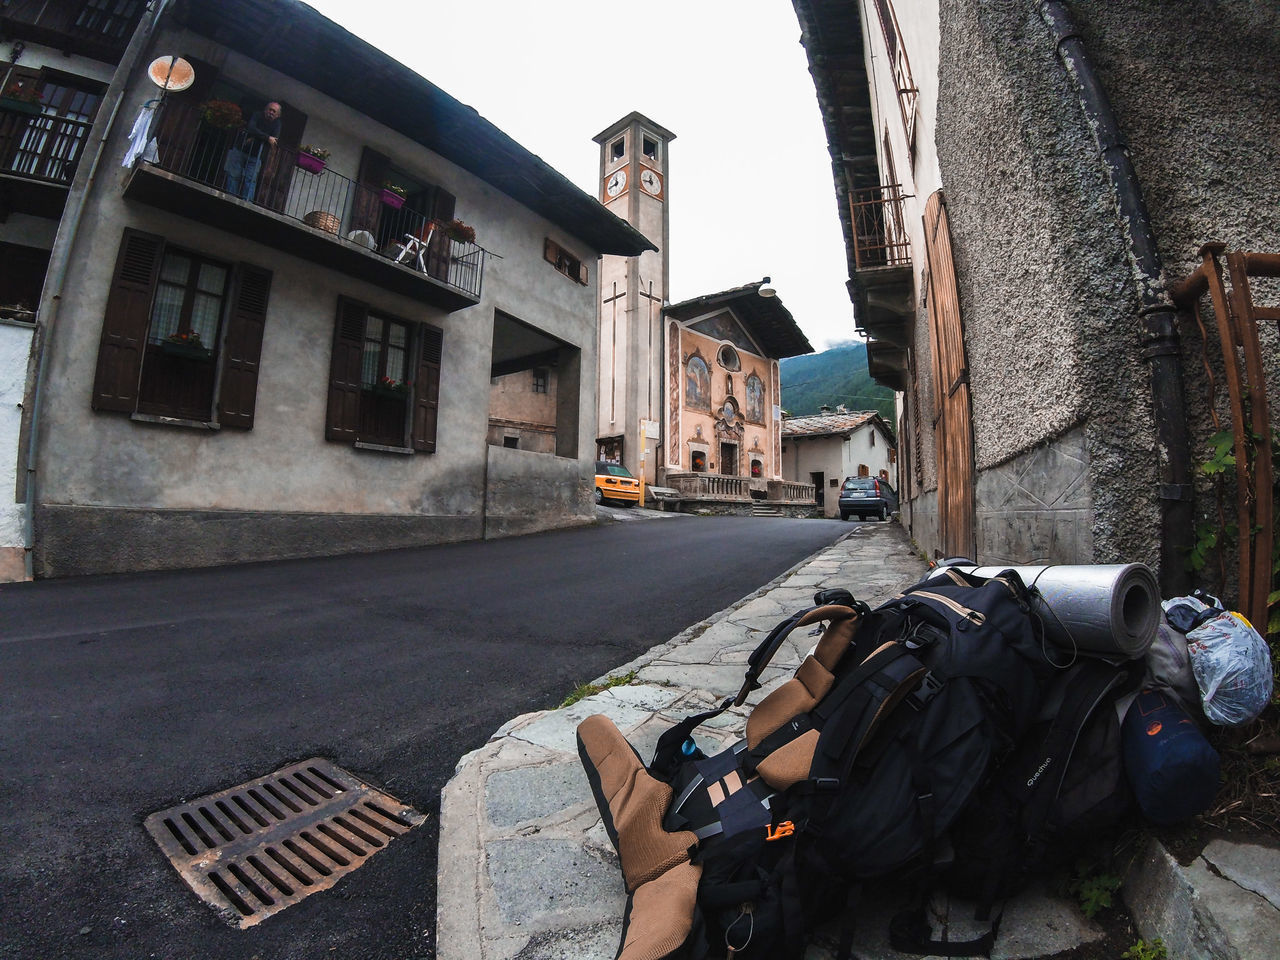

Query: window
<box><xmin>91</xmin><ymin>229</ymin><xmax>272</xmax><ymax>427</ymax></box>
<box><xmin>610</xmin><ymin>138</ymin><xmax>624</xmax><ymax>162</ymax></box>
<box><xmin>750</xmin><ymin>458</ymin><xmax>763</xmax><ymax>478</ymax></box>
<box><xmin>532</xmin><ymin>368</ymin><xmax>548</xmax><ymax>394</ymax></box>
<box><xmin>326</xmin><ymin>297</ymin><xmax>442</xmax><ymax>452</ymax></box>
<box><xmin>642</xmin><ymin>136</ymin><xmax>658</xmax><ymax>161</ymax></box>
<box><xmin>503</xmin><ymin>435</ymin><xmax>519</xmax><ymax>449</ymax></box>
<box><xmin>691</xmin><ymin>449</ymin><xmax>707</xmax><ymax>472</ymax></box>
<box><xmin>543</xmin><ymin>238</ymin><xmax>588</xmax><ymax>285</ymax></box>
<box><xmin>716</xmin><ymin>343</ymin><xmax>741</xmax><ymax>371</ymax></box>
<box><xmin>5</xmin><ymin>71</ymin><xmax>104</xmax><ymax>183</ymax></box>
<box><xmin>870</xmin><ymin>430</ymin><xmax>876</xmax><ymax>447</ymax></box>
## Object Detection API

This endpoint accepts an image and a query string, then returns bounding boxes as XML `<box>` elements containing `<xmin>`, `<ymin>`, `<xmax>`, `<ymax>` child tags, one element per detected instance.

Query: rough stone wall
<box><xmin>931</xmin><ymin>0</ymin><xmax>1280</xmax><ymax>576</ymax></box>
<box><xmin>1074</xmin><ymin>0</ymin><xmax>1280</xmax><ymax>596</ymax></box>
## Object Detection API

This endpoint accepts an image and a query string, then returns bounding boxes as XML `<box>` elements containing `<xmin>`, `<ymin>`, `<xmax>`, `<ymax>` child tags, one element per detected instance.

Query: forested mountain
<box><xmin>780</xmin><ymin>340</ymin><xmax>896</xmax><ymax>421</ymax></box>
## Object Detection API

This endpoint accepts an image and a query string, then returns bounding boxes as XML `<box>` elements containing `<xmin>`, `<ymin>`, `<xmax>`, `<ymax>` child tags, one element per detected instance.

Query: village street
<box><xmin>0</xmin><ymin>514</ymin><xmax>848</xmax><ymax>960</ymax></box>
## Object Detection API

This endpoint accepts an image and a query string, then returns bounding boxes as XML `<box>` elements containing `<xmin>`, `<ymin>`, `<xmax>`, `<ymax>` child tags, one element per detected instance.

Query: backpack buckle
<box><xmin>908</xmin><ymin>671</ymin><xmax>943</xmax><ymax>710</ymax></box>
<box><xmin>810</xmin><ymin>777</ymin><xmax>841</xmax><ymax>792</ymax></box>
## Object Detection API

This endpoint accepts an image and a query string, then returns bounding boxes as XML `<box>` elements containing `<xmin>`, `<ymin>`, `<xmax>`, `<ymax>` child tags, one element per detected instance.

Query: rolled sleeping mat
<box><xmin>945</xmin><ymin>563</ymin><xmax>1160</xmax><ymax>659</ymax></box>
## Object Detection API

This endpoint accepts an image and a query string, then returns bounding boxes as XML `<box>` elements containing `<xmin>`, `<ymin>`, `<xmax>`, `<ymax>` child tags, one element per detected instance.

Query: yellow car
<box><xmin>595</xmin><ymin>460</ymin><xmax>641</xmax><ymax>506</ymax></box>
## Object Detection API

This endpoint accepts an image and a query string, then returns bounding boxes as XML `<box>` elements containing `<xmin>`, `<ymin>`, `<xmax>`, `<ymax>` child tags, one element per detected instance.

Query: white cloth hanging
<box><xmin>122</xmin><ymin>100</ymin><xmax>158</xmax><ymax>167</ymax></box>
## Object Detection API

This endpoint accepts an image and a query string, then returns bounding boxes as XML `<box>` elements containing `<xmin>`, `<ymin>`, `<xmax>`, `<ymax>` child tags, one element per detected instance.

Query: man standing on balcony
<box><xmin>223</xmin><ymin>100</ymin><xmax>280</xmax><ymax>202</ymax></box>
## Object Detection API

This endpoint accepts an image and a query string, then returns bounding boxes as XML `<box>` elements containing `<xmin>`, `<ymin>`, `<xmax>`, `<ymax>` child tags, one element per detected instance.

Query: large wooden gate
<box><xmin>1171</xmin><ymin>245</ymin><xmax>1276</xmax><ymax>631</ymax></box>
<box><xmin>923</xmin><ymin>191</ymin><xmax>975</xmax><ymax>560</ymax></box>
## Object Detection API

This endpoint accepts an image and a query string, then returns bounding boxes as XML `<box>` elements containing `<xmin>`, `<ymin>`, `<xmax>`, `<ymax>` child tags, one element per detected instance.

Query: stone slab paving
<box><xmin>437</xmin><ymin>522</ymin><xmax>1280</xmax><ymax>960</ymax></box>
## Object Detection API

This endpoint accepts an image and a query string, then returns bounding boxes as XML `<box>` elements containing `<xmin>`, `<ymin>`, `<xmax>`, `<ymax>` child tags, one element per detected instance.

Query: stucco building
<box><xmin>793</xmin><ymin>0</ymin><xmax>1279</xmax><ymax>624</ymax></box>
<box><xmin>781</xmin><ymin>408</ymin><xmax>895</xmax><ymax>518</ymax></box>
<box><xmin>1</xmin><ymin>0</ymin><xmax>147</xmax><ymax>580</ymax></box>
<box><xmin>10</xmin><ymin>0</ymin><xmax>651</xmax><ymax>579</ymax></box>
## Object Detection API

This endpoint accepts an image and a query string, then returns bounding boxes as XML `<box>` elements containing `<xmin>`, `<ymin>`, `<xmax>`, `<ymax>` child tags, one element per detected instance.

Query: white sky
<box><xmin>304</xmin><ymin>0</ymin><xmax>856</xmax><ymax>352</ymax></box>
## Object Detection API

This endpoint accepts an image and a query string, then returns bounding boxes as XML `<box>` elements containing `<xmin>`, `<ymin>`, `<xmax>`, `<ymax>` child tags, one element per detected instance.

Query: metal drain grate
<box><xmin>144</xmin><ymin>758</ymin><xmax>425</xmax><ymax>928</ymax></box>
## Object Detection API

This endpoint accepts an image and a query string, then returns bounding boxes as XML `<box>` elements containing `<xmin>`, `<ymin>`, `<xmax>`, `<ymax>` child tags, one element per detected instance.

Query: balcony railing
<box><xmin>767</xmin><ymin>479</ymin><xmax>817</xmax><ymax>502</ymax></box>
<box><xmin>143</xmin><ymin>111</ymin><xmax>484</xmax><ymax>300</ymax></box>
<box><xmin>850</xmin><ymin>184</ymin><xmax>911</xmax><ymax>271</ymax></box>
<box><xmin>0</xmin><ymin>103</ymin><xmax>91</xmax><ymax>185</ymax></box>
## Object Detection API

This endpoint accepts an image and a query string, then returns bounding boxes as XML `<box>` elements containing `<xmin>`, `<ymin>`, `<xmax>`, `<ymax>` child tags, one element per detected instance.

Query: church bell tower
<box><xmin>593</xmin><ymin>112</ymin><xmax>675</xmax><ymax>483</ymax></box>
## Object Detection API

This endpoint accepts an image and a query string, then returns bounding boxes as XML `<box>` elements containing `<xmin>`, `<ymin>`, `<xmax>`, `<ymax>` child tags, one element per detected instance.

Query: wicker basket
<box><xmin>303</xmin><ymin>210</ymin><xmax>340</xmax><ymax>235</ymax></box>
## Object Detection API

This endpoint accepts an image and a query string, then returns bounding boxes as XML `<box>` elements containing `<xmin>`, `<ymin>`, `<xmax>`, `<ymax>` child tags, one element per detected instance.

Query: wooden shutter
<box><xmin>150</xmin><ymin>56</ymin><xmax>219</xmax><ymax>174</ymax></box>
<box><xmin>922</xmin><ymin>191</ymin><xmax>975</xmax><ymax>560</ymax></box>
<box><xmin>257</xmin><ymin>101</ymin><xmax>307</xmax><ymax>213</ymax></box>
<box><xmin>577</xmin><ymin>261</ymin><xmax>589</xmax><ymax>285</ymax></box>
<box><xmin>426</xmin><ymin>189</ymin><xmax>457</xmax><ymax>282</ymax></box>
<box><xmin>91</xmin><ymin>229</ymin><xmax>164</xmax><ymax>412</ymax></box>
<box><xmin>351</xmin><ymin>147</ymin><xmax>391</xmax><ymax>233</ymax></box>
<box><xmin>326</xmin><ymin>297</ymin><xmax>367</xmax><ymax>442</ymax></box>
<box><xmin>217</xmin><ymin>263</ymin><xmax>272</xmax><ymax>429</ymax></box>
<box><xmin>412</xmin><ymin>323</ymin><xmax>442</xmax><ymax>452</ymax></box>
<box><xmin>544</xmin><ymin>238</ymin><xmax>558</xmax><ymax>264</ymax></box>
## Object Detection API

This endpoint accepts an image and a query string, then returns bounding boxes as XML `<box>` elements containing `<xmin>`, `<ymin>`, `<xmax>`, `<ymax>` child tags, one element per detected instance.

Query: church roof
<box><xmin>166</xmin><ymin>0</ymin><xmax>656</xmax><ymax>257</ymax></box>
<box><xmin>665</xmin><ymin>281</ymin><xmax>814</xmax><ymax>360</ymax></box>
<box><xmin>782</xmin><ymin>410</ymin><xmax>893</xmax><ymax>441</ymax></box>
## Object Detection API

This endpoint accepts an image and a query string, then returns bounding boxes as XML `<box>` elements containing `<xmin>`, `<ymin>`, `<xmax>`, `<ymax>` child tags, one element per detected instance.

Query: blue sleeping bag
<box><xmin>1122</xmin><ymin>688</ymin><xmax>1220</xmax><ymax>825</ymax></box>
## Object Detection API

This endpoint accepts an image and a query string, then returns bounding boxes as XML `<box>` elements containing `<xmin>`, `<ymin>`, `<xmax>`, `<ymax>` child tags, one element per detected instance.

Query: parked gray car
<box><xmin>838</xmin><ymin>476</ymin><xmax>898</xmax><ymax>521</ymax></box>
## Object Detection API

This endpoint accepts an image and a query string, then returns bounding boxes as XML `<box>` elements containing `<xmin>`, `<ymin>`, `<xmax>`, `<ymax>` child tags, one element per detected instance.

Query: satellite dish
<box><xmin>147</xmin><ymin>56</ymin><xmax>194</xmax><ymax>92</ymax></box>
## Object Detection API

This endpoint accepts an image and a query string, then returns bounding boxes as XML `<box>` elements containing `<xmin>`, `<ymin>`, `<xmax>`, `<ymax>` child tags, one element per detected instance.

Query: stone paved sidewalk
<box><xmin>435</xmin><ymin>522</ymin><xmax>1280</xmax><ymax>960</ymax></box>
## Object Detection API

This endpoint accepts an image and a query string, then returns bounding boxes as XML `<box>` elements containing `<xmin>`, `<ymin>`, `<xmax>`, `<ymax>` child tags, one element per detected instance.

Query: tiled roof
<box><xmin>665</xmin><ymin>281</ymin><xmax>813</xmax><ymax>359</ymax></box>
<box><xmin>781</xmin><ymin>410</ymin><xmax>883</xmax><ymax>438</ymax></box>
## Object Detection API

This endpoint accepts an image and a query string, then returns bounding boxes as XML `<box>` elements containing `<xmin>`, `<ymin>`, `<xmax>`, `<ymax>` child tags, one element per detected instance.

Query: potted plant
<box><xmin>371</xmin><ymin>375</ymin><xmax>408</xmax><ymax>398</ymax></box>
<box><xmin>199</xmin><ymin>100</ymin><xmax>244</xmax><ymax>130</ymax></box>
<box><xmin>296</xmin><ymin>144</ymin><xmax>329</xmax><ymax>174</ymax></box>
<box><xmin>0</xmin><ymin>79</ymin><xmax>42</xmax><ymax>116</ymax></box>
<box><xmin>381</xmin><ymin>181</ymin><xmax>407</xmax><ymax>209</ymax></box>
<box><xmin>160</xmin><ymin>330</ymin><xmax>212</xmax><ymax>360</ymax></box>
<box><xmin>444</xmin><ymin>218</ymin><xmax>476</xmax><ymax>244</ymax></box>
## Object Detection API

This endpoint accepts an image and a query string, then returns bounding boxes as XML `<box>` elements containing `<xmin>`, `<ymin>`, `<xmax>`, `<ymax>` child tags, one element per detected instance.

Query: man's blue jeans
<box><xmin>224</xmin><ymin>148</ymin><xmax>263</xmax><ymax>201</ymax></box>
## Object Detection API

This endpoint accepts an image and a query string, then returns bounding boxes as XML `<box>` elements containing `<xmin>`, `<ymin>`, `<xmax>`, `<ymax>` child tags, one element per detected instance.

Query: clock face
<box><xmin>605</xmin><ymin>168</ymin><xmax>627</xmax><ymax>198</ymax></box>
<box><xmin>639</xmin><ymin>168</ymin><xmax>662</xmax><ymax>196</ymax></box>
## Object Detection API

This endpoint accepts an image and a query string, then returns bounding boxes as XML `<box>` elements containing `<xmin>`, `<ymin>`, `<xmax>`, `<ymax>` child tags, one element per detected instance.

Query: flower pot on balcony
<box><xmin>381</xmin><ymin>188</ymin><xmax>405</xmax><ymax>210</ymax></box>
<box><xmin>0</xmin><ymin>96</ymin><xmax>43</xmax><ymax>116</ymax></box>
<box><xmin>295</xmin><ymin>152</ymin><xmax>326</xmax><ymax>174</ymax></box>
<box><xmin>160</xmin><ymin>341</ymin><xmax>212</xmax><ymax>360</ymax></box>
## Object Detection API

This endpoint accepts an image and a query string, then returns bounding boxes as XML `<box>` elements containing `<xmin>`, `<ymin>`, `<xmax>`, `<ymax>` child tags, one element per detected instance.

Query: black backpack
<box><xmin>577</xmin><ymin>568</ymin><xmax>1064</xmax><ymax>960</ymax></box>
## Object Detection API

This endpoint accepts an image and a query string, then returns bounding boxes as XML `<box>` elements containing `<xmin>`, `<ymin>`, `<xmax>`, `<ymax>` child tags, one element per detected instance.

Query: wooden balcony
<box><xmin>0</xmin><ymin>0</ymin><xmax>144</xmax><ymax>62</ymax></box>
<box><xmin>124</xmin><ymin>110</ymin><xmax>484</xmax><ymax>310</ymax></box>
<box><xmin>849</xmin><ymin>184</ymin><xmax>914</xmax><ymax>384</ymax></box>
<box><xmin>0</xmin><ymin>103</ymin><xmax>91</xmax><ymax>217</ymax></box>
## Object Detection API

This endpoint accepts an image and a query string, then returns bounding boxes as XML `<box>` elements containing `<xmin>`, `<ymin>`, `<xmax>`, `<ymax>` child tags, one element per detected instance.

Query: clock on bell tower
<box><xmin>592</xmin><ymin>112</ymin><xmax>675</xmax><ymax>485</ymax></box>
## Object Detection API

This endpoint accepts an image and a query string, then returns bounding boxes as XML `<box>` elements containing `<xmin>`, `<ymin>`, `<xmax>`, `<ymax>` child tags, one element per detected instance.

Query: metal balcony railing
<box><xmin>0</xmin><ymin>104</ymin><xmax>92</xmax><ymax>184</ymax></box>
<box><xmin>144</xmin><ymin>109</ymin><xmax>485</xmax><ymax>300</ymax></box>
<box><xmin>0</xmin><ymin>0</ymin><xmax>144</xmax><ymax>60</ymax></box>
<box><xmin>850</xmin><ymin>184</ymin><xmax>911</xmax><ymax>271</ymax></box>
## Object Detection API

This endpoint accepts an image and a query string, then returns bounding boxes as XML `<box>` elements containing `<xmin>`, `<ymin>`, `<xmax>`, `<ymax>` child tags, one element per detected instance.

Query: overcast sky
<box><xmin>303</xmin><ymin>0</ymin><xmax>855</xmax><ymax>352</ymax></box>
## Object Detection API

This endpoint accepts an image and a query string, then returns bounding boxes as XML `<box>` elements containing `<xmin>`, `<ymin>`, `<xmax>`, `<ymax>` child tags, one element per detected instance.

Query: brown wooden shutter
<box><xmin>426</xmin><ymin>189</ymin><xmax>457</xmax><ymax>283</ymax></box>
<box><xmin>257</xmin><ymin>101</ymin><xmax>308</xmax><ymax>214</ymax></box>
<box><xmin>217</xmin><ymin>263</ymin><xmax>272</xmax><ymax>429</ymax></box>
<box><xmin>412</xmin><ymin>323</ymin><xmax>442</xmax><ymax>452</ymax></box>
<box><xmin>544</xmin><ymin>238</ymin><xmax>558</xmax><ymax>264</ymax></box>
<box><xmin>922</xmin><ymin>191</ymin><xmax>975</xmax><ymax>560</ymax></box>
<box><xmin>91</xmin><ymin>229</ymin><xmax>164</xmax><ymax>412</ymax></box>
<box><xmin>351</xmin><ymin>147</ymin><xmax>391</xmax><ymax>233</ymax></box>
<box><xmin>150</xmin><ymin>56</ymin><xmax>219</xmax><ymax>173</ymax></box>
<box><xmin>577</xmin><ymin>261</ymin><xmax>589</xmax><ymax>285</ymax></box>
<box><xmin>326</xmin><ymin>297</ymin><xmax>367</xmax><ymax>442</ymax></box>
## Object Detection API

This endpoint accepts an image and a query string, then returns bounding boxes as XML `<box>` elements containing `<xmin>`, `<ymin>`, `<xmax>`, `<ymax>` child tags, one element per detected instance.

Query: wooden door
<box><xmin>923</xmin><ymin>191</ymin><xmax>975</xmax><ymax>560</ymax></box>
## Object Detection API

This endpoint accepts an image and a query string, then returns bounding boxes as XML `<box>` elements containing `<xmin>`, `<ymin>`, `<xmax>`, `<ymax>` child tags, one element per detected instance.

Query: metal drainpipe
<box><xmin>1038</xmin><ymin>0</ymin><xmax>1193</xmax><ymax>595</ymax></box>
<box><xmin>20</xmin><ymin>0</ymin><xmax>171</xmax><ymax>579</ymax></box>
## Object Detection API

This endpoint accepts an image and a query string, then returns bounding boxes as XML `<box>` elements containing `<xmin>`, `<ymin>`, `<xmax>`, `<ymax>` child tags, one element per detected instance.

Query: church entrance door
<box><xmin>719</xmin><ymin>442</ymin><xmax>738</xmax><ymax>475</ymax></box>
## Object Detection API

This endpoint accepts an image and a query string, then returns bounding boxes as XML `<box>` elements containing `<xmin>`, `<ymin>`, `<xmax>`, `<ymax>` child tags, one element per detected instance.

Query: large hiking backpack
<box><xmin>577</xmin><ymin>568</ymin><xmax>1065</xmax><ymax>960</ymax></box>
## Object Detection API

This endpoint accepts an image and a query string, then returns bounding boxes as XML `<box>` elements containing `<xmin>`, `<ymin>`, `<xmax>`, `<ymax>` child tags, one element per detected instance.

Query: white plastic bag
<box><xmin>1164</xmin><ymin>596</ymin><xmax>1273</xmax><ymax>726</ymax></box>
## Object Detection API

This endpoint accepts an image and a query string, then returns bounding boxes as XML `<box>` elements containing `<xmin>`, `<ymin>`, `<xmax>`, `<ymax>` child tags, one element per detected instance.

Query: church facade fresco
<box><xmin>666</xmin><ymin>318</ymin><xmax>779</xmax><ymax>486</ymax></box>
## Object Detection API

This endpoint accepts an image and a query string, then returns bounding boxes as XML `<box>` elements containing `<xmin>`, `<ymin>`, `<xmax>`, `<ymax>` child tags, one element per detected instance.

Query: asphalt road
<box><xmin>0</xmin><ymin>513</ymin><xmax>849</xmax><ymax>960</ymax></box>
